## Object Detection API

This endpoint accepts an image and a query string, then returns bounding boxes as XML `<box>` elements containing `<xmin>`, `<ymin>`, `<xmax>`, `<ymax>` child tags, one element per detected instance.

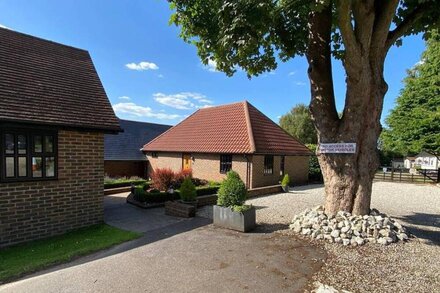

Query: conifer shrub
<box><xmin>217</xmin><ymin>171</ymin><xmax>247</xmax><ymax>207</ymax></box>
<box><xmin>179</xmin><ymin>177</ymin><xmax>197</xmax><ymax>202</ymax></box>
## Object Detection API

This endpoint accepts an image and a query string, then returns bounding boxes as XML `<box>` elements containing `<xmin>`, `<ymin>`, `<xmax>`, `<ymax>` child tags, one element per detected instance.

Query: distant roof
<box><xmin>143</xmin><ymin>101</ymin><xmax>311</xmax><ymax>156</ymax></box>
<box><xmin>0</xmin><ymin>28</ymin><xmax>120</xmax><ymax>132</ymax></box>
<box><xmin>105</xmin><ymin>119</ymin><xmax>171</xmax><ymax>161</ymax></box>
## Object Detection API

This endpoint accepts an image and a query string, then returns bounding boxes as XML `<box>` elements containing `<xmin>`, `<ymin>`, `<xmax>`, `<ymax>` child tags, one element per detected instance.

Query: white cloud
<box><xmin>113</xmin><ymin>102</ymin><xmax>180</xmax><ymax>120</ymax></box>
<box><xmin>288</xmin><ymin>71</ymin><xmax>296</xmax><ymax>76</ymax></box>
<box><xmin>202</xmin><ymin>59</ymin><xmax>218</xmax><ymax>72</ymax></box>
<box><xmin>125</xmin><ymin>61</ymin><xmax>159</xmax><ymax>71</ymax></box>
<box><xmin>118</xmin><ymin>96</ymin><xmax>131</xmax><ymax>101</ymax></box>
<box><xmin>414</xmin><ymin>59</ymin><xmax>425</xmax><ymax>67</ymax></box>
<box><xmin>153</xmin><ymin>92</ymin><xmax>213</xmax><ymax>110</ymax></box>
<box><xmin>295</xmin><ymin>81</ymin><xmax>307</xmax><ymax>86</ymax></box>
<box><xmin>158</xmin><ymin>74</ymin><xmax>164</xmax><ymax>78</ymax></box>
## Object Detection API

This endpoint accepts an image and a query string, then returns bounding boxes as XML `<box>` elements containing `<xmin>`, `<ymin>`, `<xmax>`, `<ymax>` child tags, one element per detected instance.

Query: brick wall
<box><xmin>146</xmin><ymin>152</ymin><xmax>249</xmax><ymax>184</ymax></box>
<box><xmin>0</xmin><ymin>130</ymin><xmax>104</xmax><ymax>247</ymax></box>
<box><xmin>284</xmin><ymin>155</ymin><xmax>309</xmax><ymax>185</ymax></box>
<box><xmin>146</xmin><ymin>152</ymin><xmax>309</xmax><ymax>189</ymax></box>
<box><xmin>251</xmin><ymin>155</ymin><xmax>282</xmax><ymax>188</ymax></box>
<box><xmin>104</xmin><ymin>160</ymin><xmax>146</xmax><ymax>178</ymax></box>
<box><xmin>251</xmin><ymin>155</ymin><xmax>309</xmax><ymax>188</ymax></box>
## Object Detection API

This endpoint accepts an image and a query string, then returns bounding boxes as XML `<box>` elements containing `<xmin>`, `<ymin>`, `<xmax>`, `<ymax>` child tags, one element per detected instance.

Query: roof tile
<box><xmin>143</xmin><ymin>101</ymin><xmax>311</xmax><ymax>155</ymax></box>
<box><xmin>0</xmin><ymin>28</ymin><xmax>120</xmax><ymax>132</ymax></box>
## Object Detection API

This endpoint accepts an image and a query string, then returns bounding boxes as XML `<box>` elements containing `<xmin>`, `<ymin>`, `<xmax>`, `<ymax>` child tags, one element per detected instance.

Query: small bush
<box><xmin>217</xmin><ymin>171</ymin><xmax>247</xmax><ymax>207</ymax></box>
<box><xmin>133</xmin><ymin>187</ymin><xmax>177</xmax><ymax>203</ymax></box>
<box><xmin>281</xmin><ymin>174</ymin><xmax>290</xmax><ymax>187</ymax></box>
<box><xmin>232</xmin><ymin>205</ymin><xmax>252</xmax><ymax>213</ymax></box>
<box><xmin>195</xmin><ymin>185</ymin><xmax>220</xmax><ymax>196</ymax></box>
<box><xmin>151</xmin><ymin>168</ymin><xmax>175</xmax><ymax>191</ymax></box>
<box><xmin>179</xmin><ymin>177</ymin><xmax>197</xmax><ymax>202</ymax></box>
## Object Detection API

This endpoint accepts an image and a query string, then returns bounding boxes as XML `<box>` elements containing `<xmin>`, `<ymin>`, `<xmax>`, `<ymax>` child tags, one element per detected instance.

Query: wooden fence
<box><xmin>374</xmin><ymin>167</ymin><xmax>440</xmax><ymax>184</ymax></box>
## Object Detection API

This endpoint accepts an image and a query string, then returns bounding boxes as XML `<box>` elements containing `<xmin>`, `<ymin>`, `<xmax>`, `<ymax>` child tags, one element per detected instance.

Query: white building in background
<box><xmin>412</xmin><ymin>151</ymin><xmax>439</xmax><ymax>170</ymax></box>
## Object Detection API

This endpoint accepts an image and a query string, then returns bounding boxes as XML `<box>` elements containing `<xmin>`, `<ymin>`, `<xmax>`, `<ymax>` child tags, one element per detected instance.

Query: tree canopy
<box><xmin>169</xmin><ymin>0</ymin><xmax>440</xmax><ymax>77</ymax></box>
<box><xmin>381</xmin><ymin>30</ymin><xmax>440</xmax><ymax>156</ymax></box>
<box><xmin>279</xmin><ymin>104</ymin><xmax>317</xmax><ymax>144</ymax></box>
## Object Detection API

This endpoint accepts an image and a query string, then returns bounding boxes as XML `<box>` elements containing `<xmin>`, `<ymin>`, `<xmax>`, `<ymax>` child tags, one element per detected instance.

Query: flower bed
<box><xmin>104</xmin><ymin>176</ymin><xmax>150</xmax><ymax>189</ymax></box>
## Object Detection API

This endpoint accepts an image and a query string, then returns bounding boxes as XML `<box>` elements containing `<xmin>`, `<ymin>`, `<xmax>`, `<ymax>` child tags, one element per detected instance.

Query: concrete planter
<box><xmin>213</xmin><ymin>205</ymin><xmax>256</xmax><ymax>232</ymax></box>
<box><xmin>282</xmin><ymin>185</ymin><xmax>289</xmax><ymax>192</ymax></box>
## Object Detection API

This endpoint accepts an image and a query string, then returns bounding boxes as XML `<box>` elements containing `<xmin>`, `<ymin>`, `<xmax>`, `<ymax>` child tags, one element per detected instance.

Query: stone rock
<box><xmin>331</xmin><ymin>230</ymin><xmax>341</xmax><ymax>238</ymax></box>
<box><xmin>302</xmin><ymin>228</ymin><xmax>311</xmax><ymax>235</ymax></box>
<box><xmin>397</xmin><ymin>233</ymin><xmax>409</xmax><ymax>241</ymax></box>
<box><xmin>289</xmin><ymin>206</ymin><xmax>409</xmax><ymax>247</ymax></box>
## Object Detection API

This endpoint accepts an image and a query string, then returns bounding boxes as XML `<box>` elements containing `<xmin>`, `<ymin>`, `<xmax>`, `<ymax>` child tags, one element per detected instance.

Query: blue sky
<box><xmin>0</xmin><ymin>0</ymin><xmax>426</xmax><ymax>126</ymax></box>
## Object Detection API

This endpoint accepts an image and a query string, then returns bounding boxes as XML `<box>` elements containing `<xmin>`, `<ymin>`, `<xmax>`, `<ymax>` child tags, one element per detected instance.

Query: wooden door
<box><xmin>182</xmin><ymin>154</ymin><xmax>192</xmax><ymax>170</ymax></box>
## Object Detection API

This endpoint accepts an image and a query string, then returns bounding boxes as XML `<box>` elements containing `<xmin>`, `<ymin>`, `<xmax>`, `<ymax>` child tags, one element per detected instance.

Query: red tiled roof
<box><xmin>0</xmin><ymin>28</ymin><xmax>120</xmax><ymax>132</ymax></box>
<box><xmin>143</xmin><ymin>101</ymin><xmax>311</xmax><ymax>155</ymax></box>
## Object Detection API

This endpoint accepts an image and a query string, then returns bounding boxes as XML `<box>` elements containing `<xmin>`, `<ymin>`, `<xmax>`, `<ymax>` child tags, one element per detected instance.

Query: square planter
<box><xmin>213</xmin><ymin>205</ymin><xmax>256</xmax><ymax>232</ymax></box>
<box><xmin>165</xmin><ymin>201</ymin><xmax>196</xmax><ymax>218</ymax></box>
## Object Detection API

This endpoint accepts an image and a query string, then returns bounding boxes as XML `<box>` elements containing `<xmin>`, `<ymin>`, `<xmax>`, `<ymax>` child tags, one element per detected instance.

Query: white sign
<box><xmin>319</xmin><ymin>143</ymin><xmax>356</xmax><ymax>154</ymax></box>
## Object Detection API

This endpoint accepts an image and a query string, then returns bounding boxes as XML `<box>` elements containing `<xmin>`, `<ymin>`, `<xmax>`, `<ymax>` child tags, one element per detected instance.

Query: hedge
<box><xmin>133</xmin><ymin>185</ymin><xmax>220</xmax><ymax>204</ymax></box>
<box><xmin>104</xmin><ymin>180</ymin><xmax>150</xmax><ymax>189</ymax></box>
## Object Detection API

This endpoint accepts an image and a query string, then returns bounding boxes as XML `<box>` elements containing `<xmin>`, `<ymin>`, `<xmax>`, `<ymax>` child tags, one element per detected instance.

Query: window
<box><xmin>280</xmin><ymin>156</ymin><xmax>285</xmax><ymax>176</ymax></box>
<box><xmin>1</xmin><ymin>130</ymin><xmax>57</xmax><ymax>181</ymax></box>
<box><xmin>264</xmin><ymin>155</ymin><xmax>274</xmax><ymax>175</ymax></box>
<box><xmin>220</xmin><ymin>154</ymin><xmax>232</xmax><ymax>174</ymax></box>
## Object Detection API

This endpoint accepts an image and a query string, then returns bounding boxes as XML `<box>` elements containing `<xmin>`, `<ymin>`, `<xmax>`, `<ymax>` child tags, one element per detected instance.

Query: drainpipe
<box><xmin>244</xmin><ymin>154</ymin><xmax>251</xmax><ymax>189</ymax></box>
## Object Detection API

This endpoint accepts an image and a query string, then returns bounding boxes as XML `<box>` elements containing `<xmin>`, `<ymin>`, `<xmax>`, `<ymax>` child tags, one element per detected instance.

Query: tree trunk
<box><xmin>306</xmin><ymin>3</ymin><xmax>388</xmax><ymax>216</ymax></box>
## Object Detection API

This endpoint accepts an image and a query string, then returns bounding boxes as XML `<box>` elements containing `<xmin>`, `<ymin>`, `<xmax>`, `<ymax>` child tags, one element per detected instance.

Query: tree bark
<box><xmin>306</xmin><ymin>2</ymin><xmax>388</xmax><ymax>216</ymax></box>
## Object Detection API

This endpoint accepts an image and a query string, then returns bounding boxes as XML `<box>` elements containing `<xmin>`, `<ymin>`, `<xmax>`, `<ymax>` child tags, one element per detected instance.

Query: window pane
<box><xmin>44</xmin><ymin>136</ymin><xmax>54</xmax><ymax>153</ymax></box>
<box><xmin>18</xmin><ymin>135</ymin><xmax>27</xmax><ymax>154</ymax></box>
<box><xmin>4</xmin><ymin>134</ymin><xmax>14</xmax><ymax>154</ymax></box>
<box><xmin>34</xmin><ymin>135</ymin><xmax>42</xmax><ymax>153</ymax></box>
<box><xmin>5</xmin><ymin>157</ymin><xmax>15</xmax><ymax>177</ymax></box>
<box><xmin>45</xmin><ymin>157</ymin><xmax>55</xmax><ymax>177</ymax></box>
<box><xmin>32</xmin><ymin>157</ymin><xmax>42</xmax><ymax>177</ymax></box>
<box><xmin>18</xmin><ymin>157</ymin><xmax>27</xmax><ymax>177</ymax></box>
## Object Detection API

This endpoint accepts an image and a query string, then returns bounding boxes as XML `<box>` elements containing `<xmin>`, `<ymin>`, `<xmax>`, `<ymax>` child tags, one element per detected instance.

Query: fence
<box><xmin>374</xmin><ymin>167</ymin><xmax>440</xmax><ymax>184</ymax></box>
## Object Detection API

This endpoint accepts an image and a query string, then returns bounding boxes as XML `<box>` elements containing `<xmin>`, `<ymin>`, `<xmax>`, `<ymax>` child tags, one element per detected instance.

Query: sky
<box><xmin>0</xmin><ymin>0</ymin><xmax>427</xmax><ymax>126</ymax></box>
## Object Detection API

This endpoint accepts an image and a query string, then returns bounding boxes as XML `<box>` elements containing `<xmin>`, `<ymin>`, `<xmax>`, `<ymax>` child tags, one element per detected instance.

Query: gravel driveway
<box><xmin>245</xmin><ymin>182</ymin><xmax>440</xmax><ymax>293</ymax></box>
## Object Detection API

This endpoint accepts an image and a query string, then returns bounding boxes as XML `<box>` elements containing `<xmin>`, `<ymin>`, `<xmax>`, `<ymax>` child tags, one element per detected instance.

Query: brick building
<box><xmin>0</xmin><ymin>28</ymin><xmax>120</xmax><ymax>247</ymax></box>
<box><xmin>143</xmin><ymin>101</ymin><xmax>311</xmax><ymax>188</ymax></box>
<box><xmin>104</xmin><ymin>119</ymin><xmax>171</xmax><ymax>178</ymax></box>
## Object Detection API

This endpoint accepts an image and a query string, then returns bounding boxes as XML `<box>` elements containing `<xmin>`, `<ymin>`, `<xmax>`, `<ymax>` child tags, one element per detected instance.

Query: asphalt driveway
<box><xmin>0</xmin><ymin>193</ymin><xmax>326</xmax><ymax>293</ymax></box>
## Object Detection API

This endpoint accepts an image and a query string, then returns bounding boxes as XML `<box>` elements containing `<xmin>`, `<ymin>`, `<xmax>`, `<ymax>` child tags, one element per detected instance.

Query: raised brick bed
<box><xmin>165</xmin><ymin>201</ymin><xmax>196</xmax><ymax>218</ymax></box>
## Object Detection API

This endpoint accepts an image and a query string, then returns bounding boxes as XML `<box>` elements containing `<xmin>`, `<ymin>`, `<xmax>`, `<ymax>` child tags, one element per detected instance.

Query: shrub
<box><xmin>151</xmin><ymin>168</ymin><xmax>175</xmax><ymax>191</ymax></box>
<box><xmin>232</xmin><ymin>205</ymin><xmax>252</xmax><ymax>213</ymax></box>
<box><xmin>133</xmin><ymin>187</ymin><xmax>178</xmax><ymax>203</ymax></box>
<box><xmin>195</xmin><ymin>185</ymin><xmax>220</xmax><ymax>196</ymax></box>
<box><xmin>217</xmin><ymin>171</ymin><xmax>247</xmax><ymax>207</ymax></box>
<box><xmin>173</xmin><ymin>169</ymin><xmax>193</xmax><ymax>189</ymax></box>
<box><xmin>179</xmin><ymin>177</ymin><xmax>197</xmax><ymax>202</ymax></box>
<box><xmin>281</xmin><ymin>174</ymin><xmax>290</xmax><ymax>187</ymax></box>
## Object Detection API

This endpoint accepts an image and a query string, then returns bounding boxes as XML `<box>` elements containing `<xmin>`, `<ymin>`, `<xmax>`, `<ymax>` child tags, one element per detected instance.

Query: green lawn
<box><xmin>0</xmin><ymin>224</ymin><xmax>141</xmax><ymax>283</ymax></box>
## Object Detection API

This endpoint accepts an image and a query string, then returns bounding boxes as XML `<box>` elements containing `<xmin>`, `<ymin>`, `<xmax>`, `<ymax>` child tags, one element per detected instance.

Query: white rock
<box><xmin>342</xmin><ymin>239</ymin><xmax>350</xmax><ymax>246</ymax></box>
<box><xmin>331</xmin><ymin>230</ymin><xmax>341</xmax><ymax>238</ymax></box>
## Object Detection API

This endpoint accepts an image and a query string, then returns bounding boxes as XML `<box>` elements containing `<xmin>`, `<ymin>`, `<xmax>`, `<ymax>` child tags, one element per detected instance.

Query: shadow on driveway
<box><xmin>395</xmin><ymin>212</ymin><xmax>440</xmax><ymax>246</ymax></box>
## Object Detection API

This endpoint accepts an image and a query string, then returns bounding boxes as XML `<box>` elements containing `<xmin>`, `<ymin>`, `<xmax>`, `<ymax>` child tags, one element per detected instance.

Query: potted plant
<box><xmin>213</xmin><ymin>171</ymin><xmax>256</xmax><ymax>232</ymax></box>
<box><xmin>281</xmin><ymin>174</ymin><xmax>290</xmax><ymax>192</ymax></box>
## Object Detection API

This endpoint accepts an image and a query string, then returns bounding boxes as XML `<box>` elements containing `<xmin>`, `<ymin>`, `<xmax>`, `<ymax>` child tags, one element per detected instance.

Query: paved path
<box><xmin>0</xmin><ymin>193</ymin><xmax>326</xmax><ymax>293</ymax></box>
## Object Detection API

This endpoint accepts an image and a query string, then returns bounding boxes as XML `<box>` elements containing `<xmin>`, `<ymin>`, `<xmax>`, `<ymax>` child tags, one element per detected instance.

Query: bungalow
<box><xmin>104</xmin><ymin>119</ymin><xmax>171</xmax><ymax>178</ymax></box>
<box><xmin>413</xmin><ymin>150</ymin><xmax>439</xmax><ymax>170</ymax></box>
<box><xmin>0</xmin><ymin>28</ymin><xmax>120</xmax><ymax>247</ymax></box>
<box><xmin>142</xmin><ymin>101</ymin><xmax>312</xmax><ymax>188</ymax></box>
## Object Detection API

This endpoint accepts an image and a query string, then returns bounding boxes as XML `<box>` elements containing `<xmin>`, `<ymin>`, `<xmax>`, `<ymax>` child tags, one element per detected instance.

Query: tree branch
<box><xmin>307</xmin><ymin>2</ymin><xmax>339</xmax><ymax>141</ymax></box>
<box><xmin>337</xmin><ymin>0</ymin><xmax>360</xmax><ymax>58</ymax></box>
<box><xmin>370</xmin><ymin>0</ymin><xmax>399</xmax><ymax>55</ymax></box>
<box><xmin>385</xmin><ymin>3</ymin><xmax>430</xmax><ymax>50</ymax></box>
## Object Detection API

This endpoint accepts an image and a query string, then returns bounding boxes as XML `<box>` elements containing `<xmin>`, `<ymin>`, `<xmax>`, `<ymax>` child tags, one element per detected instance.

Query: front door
<box><xmin>182</xmin><ymin>154</ymin><xmax>192</xmax><ymax>170</ymax></box>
